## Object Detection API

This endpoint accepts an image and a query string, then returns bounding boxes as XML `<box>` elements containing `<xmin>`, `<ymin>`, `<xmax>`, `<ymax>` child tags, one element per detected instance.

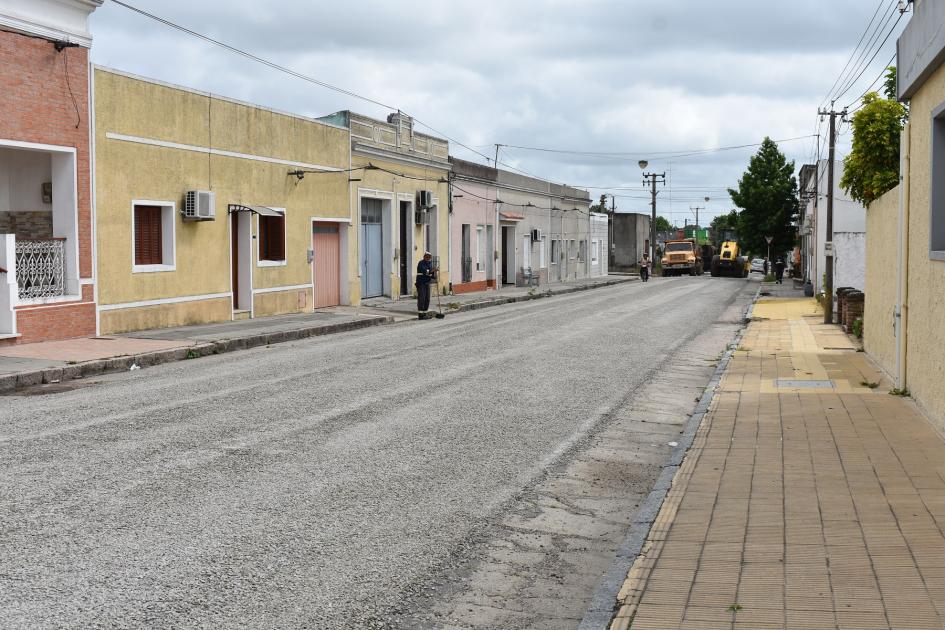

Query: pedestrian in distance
<box><xmin>763</xmin><ymin>257</ymin><xmax>770</xmax><ymax>276</ymax></box>
<box><xmin>416</xmin><ymin>251</ymin><xmax>437</xmax><ymax>319</ymax></box>
<box><xmin>639</xmin><ymin>253</ymin><xmax>650</xmax><ymax>282</ymax></box>
<box><xmin>775</xmin><ymin>256</ymin><xmax>786</xmax><ymax>284</ymax></box>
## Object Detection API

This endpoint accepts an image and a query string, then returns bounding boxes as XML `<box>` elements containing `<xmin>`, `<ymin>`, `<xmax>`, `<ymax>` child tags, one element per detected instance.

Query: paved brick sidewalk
<box><xmin>611</xmin><ymin>297</ymin><xmax>945</xmax><ymax>630</ymax></box>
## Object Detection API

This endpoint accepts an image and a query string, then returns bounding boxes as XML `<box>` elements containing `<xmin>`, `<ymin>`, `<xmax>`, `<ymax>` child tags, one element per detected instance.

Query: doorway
<box><xmin>461</xmin><ymin>224</ymin><xmax>471</xmax><ymax>283</ymax></box>
<box><xmin>399</xmin><ymin>201</ymin><xmax>411</xmax><ymax>296</ymax></box>
<box><xmin>361</xmin><ymin>198</ymin><xmax>384</xmax><ymax>298</ymax></box>
<box><xmin>313</xmin><ymin>222</ymin><xmax>341</xmax><ymax>308</ymax></box>
<box><xmin>230</xmin><ymin>211</ymin><xmax>252</xmax><ymax>312</ymax></box>
<box><xmin>501</xmin><ymin>225</ymin><xmax>515</xmax><ymax>285</ymax></box>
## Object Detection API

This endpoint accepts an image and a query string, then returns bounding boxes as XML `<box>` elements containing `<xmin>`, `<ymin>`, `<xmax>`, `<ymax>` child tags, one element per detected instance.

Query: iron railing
<box><xmin>15</xmin><ymin>238</ymin><xmax>65</xmax><ymax>299</ymax></box>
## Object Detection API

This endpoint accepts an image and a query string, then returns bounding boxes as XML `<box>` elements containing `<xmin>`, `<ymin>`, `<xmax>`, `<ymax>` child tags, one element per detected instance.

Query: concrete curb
<box><xmin>442</xmin><ymin>277</ymin><xmax>638</xmax><ymax>314</ymax></box>
<box><xmin>578</xmin><ymin>286</ymin><xmax>760</xmax><ymax>630</ymax></box>
<box><xmin>0</xmin><ymin>315</ymin><xmax>393</xmax><ymax>394</ymax></box>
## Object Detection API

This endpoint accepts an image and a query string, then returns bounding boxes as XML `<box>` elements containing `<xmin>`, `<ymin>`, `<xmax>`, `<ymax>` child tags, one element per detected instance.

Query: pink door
<box><xmin>313</xmin><ymin>223</ymin><xmax>341</xmax><ymax>308</ymax></box>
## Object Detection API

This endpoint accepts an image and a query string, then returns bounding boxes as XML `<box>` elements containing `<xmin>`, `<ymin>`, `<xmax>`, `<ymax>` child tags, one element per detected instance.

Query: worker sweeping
<box><xmin>415</xmin><ymin>251</ymin><xmax>437</xmax><ymax>320</ymax></box>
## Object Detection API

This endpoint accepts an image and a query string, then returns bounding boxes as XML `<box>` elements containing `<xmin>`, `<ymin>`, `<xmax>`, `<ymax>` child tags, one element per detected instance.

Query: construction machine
<box><xmin>710</xmin><ymin>241</ymin><xmax>750</xmax><ymax>278</ymax></box>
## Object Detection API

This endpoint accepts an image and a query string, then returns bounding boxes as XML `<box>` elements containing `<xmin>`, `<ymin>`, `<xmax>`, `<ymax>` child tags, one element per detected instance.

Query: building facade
<box><xmin>0</xmin><ymin>0</ymin><xmax>102</xmax><ymax>344</ymax></box>
<box><xmin>864</xmin><ymin>0</ymin><xmax>945</xmax><ymax>426</ymax></box>
<box><xmin>798</xmin><ymin>159</ymin><xmax>866</xmax><ymax>296</ymax></box>
<box><xmin>610</xmin><ymin>212</ymin><xmax>650</xmax><ymax>271</ymax></box>
<box><xmin>93</xmin><ymin>68</ymin><xmax>352</xmax><ymax>334</ymax></box>
<box><xmin>319</xmin><ymin>112</ymin><xmax>450</xmax><ymax>302</ymax></box>
<box><xmin>450</xmin><ymin>158</ymin><xmax>498</xmax><ymax>293</ymax></box>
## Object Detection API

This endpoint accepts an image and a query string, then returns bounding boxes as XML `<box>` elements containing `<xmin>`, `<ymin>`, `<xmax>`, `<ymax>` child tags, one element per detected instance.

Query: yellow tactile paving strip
<box><xmin>612</xmin><ymin>298</ymin><xmax>945</xmax><ymax>630</ymax></box>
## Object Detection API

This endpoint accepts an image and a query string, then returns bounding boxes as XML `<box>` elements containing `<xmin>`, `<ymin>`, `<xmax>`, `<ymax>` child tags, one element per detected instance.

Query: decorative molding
<box><xmin>106</xmin><ymin>133</ymin><xmax>343</xmax><ymax>173</ymax></box>
<box><xmin>252</xmin><ymin>284</ymin><xmax>311</xmax><ymax>295</ymax></box>
<box><xmin>0</xmin><ymin>0</ymin><xmax>102</xmax><ymax>48</ymax></box>
<box><xmin>98</xmin><ymin>292</ymin><xmax>232</xmax><ymax>312</ymax></box>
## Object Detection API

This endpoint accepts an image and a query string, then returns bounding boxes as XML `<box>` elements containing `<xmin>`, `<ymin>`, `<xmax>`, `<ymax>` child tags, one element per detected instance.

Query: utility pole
<box><xmin>639</xmin><ymin>164</ymin><xmax>666</xmax><ymax>263</ymax></box>
<box><xmin>494</xmin><ymin>144</ymin><xmax>502</xmax><ymax>167</ymax></box>
<box><xmin>818</xmin><ymin>104</ymin><xmax>846</xmax><ymax>324</ymax></box>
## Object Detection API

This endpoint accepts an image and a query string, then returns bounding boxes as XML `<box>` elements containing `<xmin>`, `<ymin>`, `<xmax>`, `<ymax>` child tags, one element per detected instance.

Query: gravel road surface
<box><xmin>0</xmin><ymin>276</ymin><xmax>750</xmax><ymax>628</ymax></box>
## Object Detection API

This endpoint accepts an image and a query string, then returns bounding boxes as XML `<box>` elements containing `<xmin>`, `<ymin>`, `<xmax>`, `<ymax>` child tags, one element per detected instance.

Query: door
<box><xmin>313</xmin><ymin>222</ymin><xmax>341</xmax><ymax>308</ymax></box>
<box><xmin>361</xmin><ymin>198</ymin><xmax>383</xmax><ymax>298</ymax></box>
<box><xmin>522</xmin><ymin>234</ymin><xmax>532</xmax><ymax>271</ymax></box>
<box><xmin>399</xmin><ymin>201</ymin><xmax>410</xmax><ymax>295</ymax></box>
<box><xmin>231</xmin><ymin>212</ymin><xmax>240</xmax><ymax>309</ymax></box>
<box><xmin>461</xmin><ymin>224</ymin><xmax>471</xmax><ymax>283</ymax></box>
<box><xmin>501</xmin><ymin>226</ymin><xmax>515</xmax><ymax>285</ymax></box>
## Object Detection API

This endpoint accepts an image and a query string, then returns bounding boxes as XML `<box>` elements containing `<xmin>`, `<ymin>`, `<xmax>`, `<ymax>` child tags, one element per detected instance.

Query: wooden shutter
<box><xmin>134</xmin><ymin>205</ymin><xmax>163</xmax><ymax>265</ymax></box>
<box><xmin>260</xmin><ymin>214</ymin><xmax>285</xmax><ymax>261</ymax></box>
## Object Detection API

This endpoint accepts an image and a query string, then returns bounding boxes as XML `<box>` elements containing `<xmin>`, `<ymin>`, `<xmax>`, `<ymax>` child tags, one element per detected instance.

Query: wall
<box><xmin>0</xmin><ymin>28</ymin><xmax>96</xmax><ymax>344</ymax></box>
<box><xmin>834</xmin><ymin>232</ymin><xmax>866</xmax><ymax>292</ymax></box>
<box><xmin>94</xmin><ymin>67</ymin><xmax>352</xmax><ymax>333</ymax></box>
<box><xmin>450</xmin><ymin>175</ymin><xmax>497</xmax><ymax>293</ymax></box>
<box><xmin>812</xmin><ymin>160</ymin><xmax>867</xmax><ymax>295</ymax></box>
<box><xmin>863</xmin><ymin>186</ymin><xmax>899</xmax><ymax>377</ymax></box>
<box><xmin>612</xmin><ymin>213</ymin><xmax>649</xmax><ymax>269</ymax></box>
<box><xmin>590</xmin><ymin>213</ymin><xmax>608</xmax><ymax>277</ymax></box>
<box><xmin>901</xmin><ymin>59</ymin><xmax>945</xmax><ymax>427</ymax></box>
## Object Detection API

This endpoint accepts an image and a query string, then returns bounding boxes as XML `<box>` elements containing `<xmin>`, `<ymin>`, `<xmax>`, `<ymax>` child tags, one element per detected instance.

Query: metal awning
<box><xmin>228</xmin><ymin>204</ymin><xmax>284</xmax><ymax>216</ymax></box>
<box><xmin>499</xmin><ymin>212</ymin><xmax>525</xmax><ymax>221</ymax></box>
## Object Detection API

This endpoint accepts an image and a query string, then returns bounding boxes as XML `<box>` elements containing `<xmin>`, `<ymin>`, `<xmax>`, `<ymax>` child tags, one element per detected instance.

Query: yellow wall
<box><xmin>94</xmin><ymin>68</ymin><xmax>352</xmax><ymax>332</ymax></box>
<box><xmin>902</xmin><ymin>61</ymin><xmax>945</xmax><ymax>427</ymax></box>
<box><xmin>349</xmin><ymin>155</ymin><xmax>450</xmax><ymax>303</ymax></box>
<box><xmin>863</xmin><ymin>186</ymin><xmax>899</xmax><ymax>377</ymax></box>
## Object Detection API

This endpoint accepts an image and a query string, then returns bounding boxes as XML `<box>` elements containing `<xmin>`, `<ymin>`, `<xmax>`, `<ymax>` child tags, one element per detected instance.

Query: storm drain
<box><xmin>775</xmin><ymin>379</ymin><xmax>835</xmax><ymax>389</ymax></box>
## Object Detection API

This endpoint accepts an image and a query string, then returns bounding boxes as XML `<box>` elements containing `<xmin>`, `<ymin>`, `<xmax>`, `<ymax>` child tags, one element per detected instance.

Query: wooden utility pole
<box><xmin>818</xmin><ymin>104</ymin><xmax>846</xmax><ymax>324</ymax></box>
<box><xmin>643</xmin><ymin>171</ymin><xmax>666</xmax><ymax>262</ymax></box>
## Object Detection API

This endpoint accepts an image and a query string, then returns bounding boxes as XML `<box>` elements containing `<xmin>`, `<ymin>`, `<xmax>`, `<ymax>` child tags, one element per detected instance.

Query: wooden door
<box><xmin>313</xmin><ymin>222</ymin><xmax>341</xmax><ymax>308</ymax></box>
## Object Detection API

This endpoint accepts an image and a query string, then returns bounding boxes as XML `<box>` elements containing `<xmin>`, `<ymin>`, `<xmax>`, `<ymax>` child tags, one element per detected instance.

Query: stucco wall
<box><xmin>863</xmin><ymin>186</ymin><xmax>899</xmax><ymax>378</ymax></box>
<box><xmin>902</xmin><ymin>60</ymin><xmax>945</xmax><ymax>427</ymax></box>
<box><xmin>94</xmin><ymin>67</ymin><xmax>351</xmax><ymax>333</ymax></box>
<box><xmin>451</xmin><ymin>177</ymin><xmax>497</xmax><ymax>291</ymax></box>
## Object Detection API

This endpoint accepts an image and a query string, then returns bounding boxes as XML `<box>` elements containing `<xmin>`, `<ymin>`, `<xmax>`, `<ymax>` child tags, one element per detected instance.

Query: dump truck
<box><xmin>661</xmin><ymin>238</ymin><xmax>703</xmax><ymax>276</ymax></box>
<box><xmin>710</xmin><ymin>241</ymin><xmax>750</xmax><ymax>278</ymax></box>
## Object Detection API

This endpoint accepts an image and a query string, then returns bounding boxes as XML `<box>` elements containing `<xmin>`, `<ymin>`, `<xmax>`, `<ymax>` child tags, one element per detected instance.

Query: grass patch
<box><xmin>860</xmin><ymin>380</ymin><xmax>879</xmax><ymax>389</ymax></box>
<box><xmin>889</xmin><ymin>387</ymin><xmax>910</xmax><ymax>397</ymax></box>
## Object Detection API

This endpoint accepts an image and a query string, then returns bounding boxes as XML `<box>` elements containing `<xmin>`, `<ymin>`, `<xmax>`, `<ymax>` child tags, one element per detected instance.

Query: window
<box><xmin>591</xmin><ymin>239</ymin><xmax>599</xmax><ymax>265</ymax></box>
<box><xmin>132</xmin><ymin>201</ymin><xmax>175</xmax><ymax>272</ymax></box>
<box><xmin>523</xmin><ymin>235</ymin><xmax>532</xmax><ymax>269</ymax></box>
<box><xmin>258</xmin><ymin>211</ymin><xmax>286</xmax><ymax>263</ymax></box>
<box><xmin>569</xmin><ymin>239</ymin><xmax>576</xmax><ymax>259</ymax></box>
<box><xmin>476</xmin><ymin>225</ymin><xmax>486</xmax><ymax>271</ymax></box>
<box><xmin>579</xmin><ymin>240</ymin><xmax>587</xmax><ymax>262</ymax></box>
<box><xmin>550</xmin><ymin>239</ymin><xmax>559</xmax><ymax>264</ymax></box>
<box><xmin>932</xmin><ymin>102</ymin><xmax>945</xmax><ymax>259</ymax></box>
<box><xmin>539</xmin><ymin>237</ymin><xmax>546</xmax><ymax>268</ymax></box>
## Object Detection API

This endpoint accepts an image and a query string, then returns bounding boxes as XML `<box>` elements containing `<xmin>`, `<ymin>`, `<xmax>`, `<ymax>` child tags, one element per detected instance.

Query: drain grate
<box><xmin>775</xmin><ymin>379</ymin><xmax>835</xmax><ymax>389</ymax></box>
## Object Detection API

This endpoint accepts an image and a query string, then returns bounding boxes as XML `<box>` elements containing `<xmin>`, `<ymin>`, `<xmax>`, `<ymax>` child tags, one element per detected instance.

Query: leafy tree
<box><xmin>653</xmin><ymin>215</ymin><xmax>673</xmax><ymax>232</ymax></box>
<box><xmin>840</xmin><ymin>88</ymin><xmax>907</xmax><ymax>206</ymax></box>
<box><xmin>709</xmin><ymin>210</ymin><xmax>739</xmax><ymax>246</ymax></box>
<box><xmin>589</xmin><ymin>194</ymin><xmax>610</xmax><ymax>214</ymax></box>
<box><xmin>883</xmin><ymin>65</ymin><xmax>897</xmax><ymax>100</ymax></box>
<box><xmin>727</xmin><ymin>137</ymin><xmax>798</xmax><ymax>257</ymax></box>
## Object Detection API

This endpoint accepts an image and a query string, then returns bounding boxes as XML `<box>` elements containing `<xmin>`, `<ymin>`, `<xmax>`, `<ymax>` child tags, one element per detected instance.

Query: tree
<box><xmin>653</xmin><ymin>215</ymin><xmax>673</xmax><ymax>233</ymax></box>
<box><xmin>840</xmin><ymin>80</ymin><xmax>907</xmax><ymax>206</ymax></box>
<box><xmin>727</xmin><ymin>137</ymin><xmax>798</xmax><ymax>257</ymax></box>
<box><xmin>709</xmin><ymin>210</ymin><xmax>739</xmax><ymax>246</ymax></box>
<box><xmin>589</xmin><ymin>194</ymin><xmax>610</xmax><ymax>214</ymax></box>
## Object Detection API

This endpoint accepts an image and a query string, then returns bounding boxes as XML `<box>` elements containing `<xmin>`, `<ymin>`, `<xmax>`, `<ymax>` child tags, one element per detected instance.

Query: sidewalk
<box><xmin>361</xmin><ymin>274</ymin><xmax>635</xmax><ymax>315</ymax></box>
<box><xmin>0</xmin><ymin>310</ymin><xmax>391</xmax><ymax>392</ymax></box>
<box><xmin>607</xmin><ymin>294</ymin><xmax>945</xmax><ymax>629</ymax></box>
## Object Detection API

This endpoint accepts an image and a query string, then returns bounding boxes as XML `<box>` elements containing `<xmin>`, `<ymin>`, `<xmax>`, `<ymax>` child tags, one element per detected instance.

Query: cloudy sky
<box><xmin>89</xmin><ymin>1</ymin><xmax>907</xmax><ymax>225</ymax></box>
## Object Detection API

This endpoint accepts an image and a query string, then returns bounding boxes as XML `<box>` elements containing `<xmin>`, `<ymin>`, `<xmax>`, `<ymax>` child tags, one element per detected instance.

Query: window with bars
<box><xmin>259</xmin><ymin>213</ymin><xmax>286</xmax><ymax>262</ymax></box>
<box><xmin>134</xmin><ymin>205</ymin><xmax>163</xmax><ymax>265</ymax></box>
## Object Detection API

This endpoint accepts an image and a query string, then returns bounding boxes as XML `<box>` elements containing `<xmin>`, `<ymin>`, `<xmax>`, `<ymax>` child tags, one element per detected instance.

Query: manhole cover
<box><xmin>775</xmin><ymin>379</ymin><xmax>835</xmax><ymax>389</ymax></box>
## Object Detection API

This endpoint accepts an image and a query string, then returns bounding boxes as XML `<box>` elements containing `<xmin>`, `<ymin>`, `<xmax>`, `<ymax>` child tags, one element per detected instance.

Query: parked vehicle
<box><xmin>661</xmin><ymin>238</ymin><xmax>703</xmax><ymax>276</ymax></box>
<box><xmin>700</xmin><ymin>244</ymin><xmax>716</xmax><ymax>272</ymax></box>
<box><xmin>710</xmin><ymin>241</ymin><xmax>750</xmax><ymax>278</ymax></box>
<box><xmin>750</xmin><ymin>258</ymin><xmax>766</xmax><ymax>274</ymax></box>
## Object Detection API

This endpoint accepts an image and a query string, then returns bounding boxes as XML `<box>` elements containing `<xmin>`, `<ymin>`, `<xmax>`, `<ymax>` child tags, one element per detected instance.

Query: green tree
<box><xmin>653</xmin><ymin>215</ymin><xmax>673</xmax><ymax>232</ymax></box>
<box><xmin>727</xmin><ymin>137</ymin><xmax>798</xmax><ymax>257</ymax></box>
<box><xmin>589</xmin><ymin>194</ymin><xmax>610</xmax><ymax>214</ymax></box>
<box><xmin>840</xmin><ymin>89</ymin><xmax>907</xmax><ymax>206</ymax></box>
<box><xmin>883</xmin><ymin>65</ymin><xmax>897</xmax><ymax>100</ymax></box>
<box><xmin>709</xmin><ymin>210</ymin><xmax>739</xmax><ymax>246</ymax></box>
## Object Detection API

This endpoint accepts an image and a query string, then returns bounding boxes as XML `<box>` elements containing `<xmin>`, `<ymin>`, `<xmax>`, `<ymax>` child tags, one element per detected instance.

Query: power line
<box><xmin>844</xmin><ymin>51</ymin><xmax>897</xmax><ymax>109</ymax></box>
<box><xmin>819</xmin><ymin>0</ymin><xmax>890</xmax><ymax>108</ymax></box>
<box><xmin>832</xmin><ymin>5</ymin><xmax>903</xmax><ymax>102</ymax></box>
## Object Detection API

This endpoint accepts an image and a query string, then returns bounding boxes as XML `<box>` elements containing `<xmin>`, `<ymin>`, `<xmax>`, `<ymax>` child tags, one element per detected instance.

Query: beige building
<box><xmin>318</xmin><ymin>111</ymin><xmax>450</xmax><ymax>302</ymax></box>
<box><xmin>93</xmin><ymin>67</ymin><xmax>353</xmax><ymax>333</ymax></box>
<box><xmin>864</xmin><ymin>0</ymin><xmax>945</xmax><ymax>426</ymax></box>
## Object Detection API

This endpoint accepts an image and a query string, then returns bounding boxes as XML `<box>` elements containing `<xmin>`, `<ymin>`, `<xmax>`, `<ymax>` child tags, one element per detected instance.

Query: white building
<box><xmin>798</xmin><ymin>159</ymin><xmax>866</xmax><ymax>295</ymax></box>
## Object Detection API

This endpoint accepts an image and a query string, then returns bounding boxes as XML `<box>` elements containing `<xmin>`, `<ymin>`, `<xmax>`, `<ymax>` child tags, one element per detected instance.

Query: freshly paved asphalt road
<box><xmin>0</xmin><ymin>276</ymin><xmax>751</xmax><ymax>629</ymax></box>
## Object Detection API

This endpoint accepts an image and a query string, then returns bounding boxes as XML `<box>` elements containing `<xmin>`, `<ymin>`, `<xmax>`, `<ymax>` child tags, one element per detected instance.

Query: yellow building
<box><xmin>93</xmin><ymin>67</ymin><xmax>354</xmax><ymax>333</ymax></box>
<box><xmin>865</xmin><ymin>1</ymin><xmax>945</xmax><ymax>427</ymax></box>
<box><xmin>318</xmin><ymin>111</ymin><xmax>450</xmax><ymax>302</ymax></box>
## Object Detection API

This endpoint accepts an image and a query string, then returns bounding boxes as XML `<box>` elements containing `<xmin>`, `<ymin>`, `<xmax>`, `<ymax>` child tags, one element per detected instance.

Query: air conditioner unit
<box><xmin>531</xmin><ymin>228</ymin><xmax>542</xmax><ymax>241</ymax></box>
<box><xmin>417</xmin><ymin>190</ymin><xmax>433</xmax><ymax>209</ymax></box>
<box><xmin>415</xmin><ymin>208</ymin><xmax>430</xmax><ymax>225</ymax></box>
<box><xmin>183</xmin><ymin>190</ymin><xmax>216</xmax><ymax>221</ymax></box>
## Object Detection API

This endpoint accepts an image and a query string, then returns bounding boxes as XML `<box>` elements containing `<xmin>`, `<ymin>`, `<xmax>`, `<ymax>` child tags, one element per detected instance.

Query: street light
<box><xmin>638</xmin><ymin>160</ymin><xmax>648</xmax><ymax>170</ymax></box>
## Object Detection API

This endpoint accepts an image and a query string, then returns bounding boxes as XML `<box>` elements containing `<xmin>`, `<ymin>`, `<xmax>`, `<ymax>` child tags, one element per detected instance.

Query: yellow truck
<box><xmin>661</xmin><ymin>238</ymin><xmax>703</xmax><ymax>276</ymax></box>
<box><xmin>710</xmin><ymin>241</ymin><xmax>750</xmax><ymax>278</ymax></box>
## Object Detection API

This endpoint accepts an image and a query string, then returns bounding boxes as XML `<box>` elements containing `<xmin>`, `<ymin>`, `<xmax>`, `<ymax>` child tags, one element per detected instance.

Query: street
<box><xmin>1</xmin><ymin>277</ymin><xmax>753</xmax><ymax>629</ymax></box>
